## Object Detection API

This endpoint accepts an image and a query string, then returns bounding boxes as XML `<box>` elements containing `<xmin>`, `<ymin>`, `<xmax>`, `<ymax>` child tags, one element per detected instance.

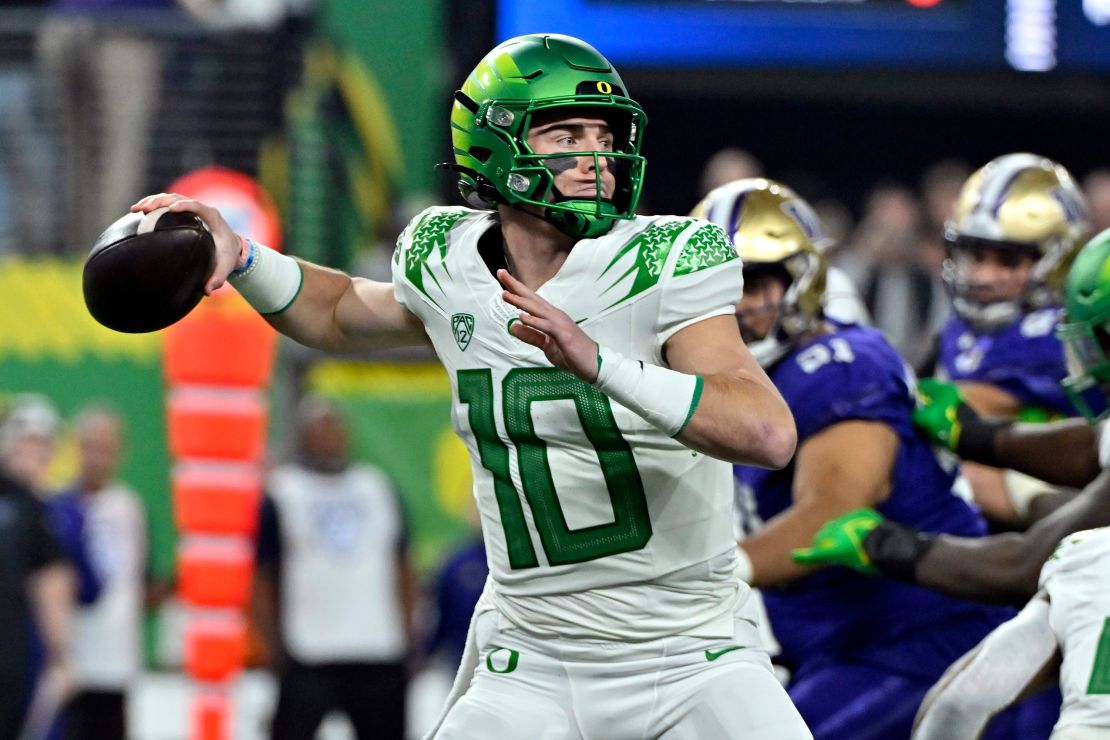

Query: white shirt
<box><xmin>70</xmin><ymin>483</ymin><xmax>146</xmax><ymax>689</ymax></box>
<box><xmin>268</xmin><ymin>463</ymin><xmax>408</xmax><ymax>663</ymax></box>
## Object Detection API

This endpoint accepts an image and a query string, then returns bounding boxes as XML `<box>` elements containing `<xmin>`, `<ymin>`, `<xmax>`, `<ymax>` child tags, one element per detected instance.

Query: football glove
<box><xmin>793</xmin><ymin>507</ymin><xmax>937</xmax><ymax>582</ymax></box>
<box><xmin>791</xmin><ymin>508</ymin><xmax>883</xmax><ymax>574</ymax></box>
<box><xmin>913</xmin><ymin>378</ymin><xmax>972</xmax><ymax>450</ymax></box>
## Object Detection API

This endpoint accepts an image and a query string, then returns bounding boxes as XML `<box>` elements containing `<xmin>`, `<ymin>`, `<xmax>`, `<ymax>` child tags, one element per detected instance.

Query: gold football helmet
<box><xmin>691</xmin><ymin>178</ymin><xmax>830</xmax><ymax>366</ymax></box>
<box><xmin>944</xmin><ymin>153</ymin><xmax>1090</xmax><ymax>330</ymax></box>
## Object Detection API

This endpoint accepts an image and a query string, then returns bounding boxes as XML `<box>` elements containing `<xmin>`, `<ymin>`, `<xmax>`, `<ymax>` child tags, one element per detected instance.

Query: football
<box><xmin>83</xmin><ymin>207</ymin><xmax>216</xmax><ymax>333</ymax></box>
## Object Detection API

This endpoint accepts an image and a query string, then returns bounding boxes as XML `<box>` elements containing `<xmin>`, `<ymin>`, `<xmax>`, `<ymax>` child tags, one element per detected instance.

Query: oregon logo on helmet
<box><xmin>448</xmin><ymin>34</ymin><xmax>647</xmax><ymax>239</ymax></box>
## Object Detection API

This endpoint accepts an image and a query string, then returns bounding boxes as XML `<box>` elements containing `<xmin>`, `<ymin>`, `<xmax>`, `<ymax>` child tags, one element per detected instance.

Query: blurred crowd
<box><xmin>0</xmin><ymin>391</ymin><xmax>480</xmax><ymax>739</ymax></box>
<box><xmin>696</xmin><ymin>147</ymin><xmax>1110</xmax><ymax>368</ymax></box>
<box><xmin>0</xmin><ymin>395</ymin><xmax>163</xmax><ymax>739</ymax></box>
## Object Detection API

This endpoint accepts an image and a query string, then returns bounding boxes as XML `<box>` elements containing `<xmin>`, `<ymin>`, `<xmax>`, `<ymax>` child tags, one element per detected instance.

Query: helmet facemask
<box><xmin>504</xmin><ymin>102</ymin><xmax>645</xmax><ymax>238</ymax></box>
<box><xmin>1059</xmin><ymin>227</ymin><xmax>1110</xmax><ymax>421</ymax></box>
<box><xmin>1059</xmin><ymin>320</ymin><xmax>1110</xmax><ymax>421</ymax></box>
<box><xmin>942</xmin><ymin>236</ymin><xmax>1041</xmax><ymax>331</ymax></box>
<box><xmin>739</xmin><ymin>251</ymin><xmax>827</xmax><ymax>368</ymax></box>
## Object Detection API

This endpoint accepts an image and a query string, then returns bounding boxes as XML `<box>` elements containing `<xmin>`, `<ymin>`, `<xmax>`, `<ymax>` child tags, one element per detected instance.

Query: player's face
<box><xmin>78</xmin><ymin>416</ymin><xmax>121</xmax><ymax>490</ymax></box>
<box><xmin>952</xmin><ymin>242</ymin><xmax>1036</xmax><ymax>304</ymax></box>
<box><xmin>526</xmin><ymin>113</ymin><xmax>617</xmax><ymax>201</ymax></box>
<box><xmin>300</xmin><ymin>411</ymin><xmax>348</xmax><ymax>467</ymax></box>
<box><xmin>736</xmin><ymin>268</ymin><xmax>787</xmax><ymax>344</ymax></box>
<box><xmin>4</xmin><ymin>434</ymin><xmax>54</xmax><ymax>489</ymax></box>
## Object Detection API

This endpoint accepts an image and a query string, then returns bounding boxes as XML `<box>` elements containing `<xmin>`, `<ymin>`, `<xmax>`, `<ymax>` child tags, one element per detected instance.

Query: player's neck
<box><xmin>499</xmin><ymin>206</ymin><xmax>575</xmax><ymax>290</ymax></box>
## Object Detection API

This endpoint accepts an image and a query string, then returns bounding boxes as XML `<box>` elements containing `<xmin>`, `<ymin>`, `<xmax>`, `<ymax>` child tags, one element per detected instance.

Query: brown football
<box><xmin>83</xmin><ymin>208</ymin><xmax>215</xmax><ymax>333</ymax></box>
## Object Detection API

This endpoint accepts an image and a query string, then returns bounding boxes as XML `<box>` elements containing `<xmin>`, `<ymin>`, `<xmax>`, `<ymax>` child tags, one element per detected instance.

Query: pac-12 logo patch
<box><xmin>452</xmin><ymin>313</ymin><xmax>475</xmax><ymax>351</ymax></box>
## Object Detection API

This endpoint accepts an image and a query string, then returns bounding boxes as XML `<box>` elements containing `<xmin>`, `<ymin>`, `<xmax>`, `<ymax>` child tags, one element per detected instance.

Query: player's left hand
<box><xmin>912</xmin><ymin>378</ymin><xmax>969</xmax><ymax>450</ymax></box>
<box><xmin>791</xmin><ymin>508</ymin><xmax>883</xmax><ymax>574</ymax></box>
<box><xmin>497</xmin><ymin>269</ymin><xmax>600</xmax><ymax>382</ymax></box>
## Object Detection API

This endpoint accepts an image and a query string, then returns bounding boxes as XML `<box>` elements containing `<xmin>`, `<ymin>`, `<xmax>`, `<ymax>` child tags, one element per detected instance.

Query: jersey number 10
<box><xmin>458</xmin><ymin>367</ymin><xmax>653</xmax><ymax>570</ymax></box>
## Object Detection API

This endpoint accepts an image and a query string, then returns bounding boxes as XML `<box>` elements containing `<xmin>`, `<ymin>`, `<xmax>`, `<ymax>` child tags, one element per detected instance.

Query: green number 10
<box><xmin>1089</xmin><ymin>616</ymin><xmax>1110</xmax><ymax>694</ymax></box>
<box><xmin>458</xmin><ymin>367</ymin><xmax>652</xmax><ymax>570</ymax></box>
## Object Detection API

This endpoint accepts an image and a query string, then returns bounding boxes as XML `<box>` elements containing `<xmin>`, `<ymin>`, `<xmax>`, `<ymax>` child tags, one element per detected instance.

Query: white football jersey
<box><xmin>393</xmin><ymin>207</ymin><xmax>747</xmax><ymax>641</ymax></box>
<box><xmin>1097</xmin><ymin>421</ymin><xmax>1110</xmax><ymax>470</ymax></box>
<box><xmin>70</xmin><ymin>484</ymin><xmax>146</xmax><ymax>689</ymax></box>
<box><xmin>1040</xmin><ymin>527</ymin><xmax>1110</xmax><ymax>732</ymax></box>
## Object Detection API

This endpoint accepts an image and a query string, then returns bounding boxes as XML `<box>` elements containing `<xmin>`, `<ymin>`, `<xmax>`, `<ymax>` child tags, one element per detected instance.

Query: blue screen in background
<box><xmin>496</xmin><ymin>0</ymin><xmax>1110</xmax><ymax>73</ymax></box>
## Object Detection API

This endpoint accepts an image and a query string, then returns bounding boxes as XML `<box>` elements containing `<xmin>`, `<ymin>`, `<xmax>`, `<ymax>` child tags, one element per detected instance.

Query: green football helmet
<box><xmin>1058</xmin><ymin>228</ymin><xmax>1110</xmax><ymax>420</ymax></box>
<box><xmin>449</xmin><ymin>34</ymin><xmax>647</xmax><ymax>239</ymax></box>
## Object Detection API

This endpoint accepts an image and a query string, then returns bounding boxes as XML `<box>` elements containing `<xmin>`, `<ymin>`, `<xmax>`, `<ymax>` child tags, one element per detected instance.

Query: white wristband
<box><xmin>228</xmin><ymin>239</ymin><xmax>303</xmax><ymax>315</ymax></box>
<box><xmin>591</xmin><ymin>346</ymin><xmax>703</xmax><ymax>437</ymax></box>
<box><xmin>1002</xmin><ymin>469</ymin><xmax>1059</xmax><ymax>521</ymax></box>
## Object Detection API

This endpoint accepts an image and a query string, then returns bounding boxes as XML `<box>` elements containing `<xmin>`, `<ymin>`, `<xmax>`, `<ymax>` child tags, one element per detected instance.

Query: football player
<box><xmin>133</xmin><ymin>34</ymin><xmax>810</xmax><ymax>740</ymax></box>
<box><xmin>791</xmin><ymin>228</ymin><xmax>1110</xmax><ymax>604</ymax></box>
<box><xmin>920</xmin><ymin>153</ymin><xmax>1094</xmax><ymax>525</ymax></box>
<box><xmin>692</xmin><ymin>178</ymin><xmax>1021</xmax><ymax>739</ymax></box>
<box><xmin>912</xmin><ymin>527</ymin><xmax>1110</xmax><ymax>740</ymax></box>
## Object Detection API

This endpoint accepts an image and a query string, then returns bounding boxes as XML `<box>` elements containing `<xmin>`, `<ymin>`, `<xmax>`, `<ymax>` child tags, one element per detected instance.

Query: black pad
<box><xmin>83</xmin><ymin>210</ymin><xmax>216</xmax><ymax>333</ymax></box>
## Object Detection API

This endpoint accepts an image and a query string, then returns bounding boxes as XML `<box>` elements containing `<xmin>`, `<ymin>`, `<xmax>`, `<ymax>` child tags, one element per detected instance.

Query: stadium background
<box><xmin>1</xmin><ymin>0</ymin><xmax>1108</xmax><ymax>737</ymax></box>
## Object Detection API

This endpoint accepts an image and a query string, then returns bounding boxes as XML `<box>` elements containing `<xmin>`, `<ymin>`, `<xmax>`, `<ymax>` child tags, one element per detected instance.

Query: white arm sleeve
<box><xmin>912</xmin><ymin>594</ymin><xmax>1058</xmax><ymax>740</ymax></box>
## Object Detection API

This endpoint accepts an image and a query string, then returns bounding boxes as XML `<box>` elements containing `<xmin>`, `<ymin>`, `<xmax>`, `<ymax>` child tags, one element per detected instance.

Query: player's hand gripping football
<box><xmin>790</xmin><ymin>508</ymin><xmax>884</xmax><ymax>574</ymax></box>
<box><xmin>497</xmin><ymin>269</ymin><xmax>600</xmax><ymax>382</ymax></box>
<box><xmin>913</xmin><ymin>378</ymin><xmax>975</xmax><ymax>450</ymax></box>
<box><xmin>131</xmin><ymin>193</ymin><xmax>243</xmax><ymax>295</ymax></box>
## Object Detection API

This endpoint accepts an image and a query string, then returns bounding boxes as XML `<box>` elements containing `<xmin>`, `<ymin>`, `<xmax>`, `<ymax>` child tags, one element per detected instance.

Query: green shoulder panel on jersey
<box><xmin>674</xmin><ymin>222</ymin><xmax>739</xmax><ymax>277</ymax></box>
<box><xmin>598</xmin><ymin>218</ymin><xmax>692</xmax><ymax>310</ymax></box>
<box><xmin>395</xmin><ymin>207</ymin><xmax>470</xmax><ymax>307</ymax></box>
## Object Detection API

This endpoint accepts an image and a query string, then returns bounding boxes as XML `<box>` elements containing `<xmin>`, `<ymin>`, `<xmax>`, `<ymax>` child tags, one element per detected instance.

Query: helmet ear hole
<box><xmin>470</xmin><ymin>147</ymin><xmax>493</xmax><ymax>163</ymax></box>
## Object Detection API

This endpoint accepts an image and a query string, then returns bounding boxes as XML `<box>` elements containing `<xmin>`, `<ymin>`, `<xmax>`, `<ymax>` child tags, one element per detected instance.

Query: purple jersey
<box><xmin>735</xmin><ymin>325</ymin><xmax>1012</xmax><ymax>679</ymax></box>
<box><xmin>938</xmin><ymin>307</ymin><xmax>1105</xmax><ymax>417</ymax></box>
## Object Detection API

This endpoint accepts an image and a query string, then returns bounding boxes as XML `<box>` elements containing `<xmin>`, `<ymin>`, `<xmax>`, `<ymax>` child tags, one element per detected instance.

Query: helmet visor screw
<box><xmin>508</xmin><ymin>174</ymin><xmax>531</xmax><ymax>193</ymax></box>
<box><xmin>489</xmin><ymin>107</ymin><xmax>515</xmax><ymax>127</ymax></box>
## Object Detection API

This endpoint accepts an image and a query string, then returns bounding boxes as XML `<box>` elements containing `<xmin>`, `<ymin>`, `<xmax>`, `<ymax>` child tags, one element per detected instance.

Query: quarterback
<box><xmin>134</xmin><ymin>34</ymin><xmax>809</xmax><ymax>739</ymax></box>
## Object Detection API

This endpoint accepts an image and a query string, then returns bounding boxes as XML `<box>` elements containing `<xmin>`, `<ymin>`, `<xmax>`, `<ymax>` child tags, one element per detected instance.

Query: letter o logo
<box><xmin>596</xmin><ymin>81</ymin><xmax>612</xmax><ymax>94</ymax></box>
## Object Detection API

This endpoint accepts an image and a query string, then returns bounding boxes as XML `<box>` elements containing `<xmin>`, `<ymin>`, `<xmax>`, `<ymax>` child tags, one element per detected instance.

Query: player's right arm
<box><xmin>795</xmin><ymin>468</ymin><xmax>1110</xmax><ymax>603</ymax></box>
<box><xmin>268</xmin><ymin>264</ymin><xmax>423</xmax><ymax>352</ymax></box>
<box><xmin>911</xmin><ymin>591</ymin><xmax>1059</xmax><ymax>740</ymax></box>
<box><xmin>131</xmin><ymin>194</ymin><xmax>422</xmax><ymax>352</ymax></box>
<box><xmin>915</xmin><ymin>378</ymin><xmax>1101</xmax><ymax>489</ymax></box>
